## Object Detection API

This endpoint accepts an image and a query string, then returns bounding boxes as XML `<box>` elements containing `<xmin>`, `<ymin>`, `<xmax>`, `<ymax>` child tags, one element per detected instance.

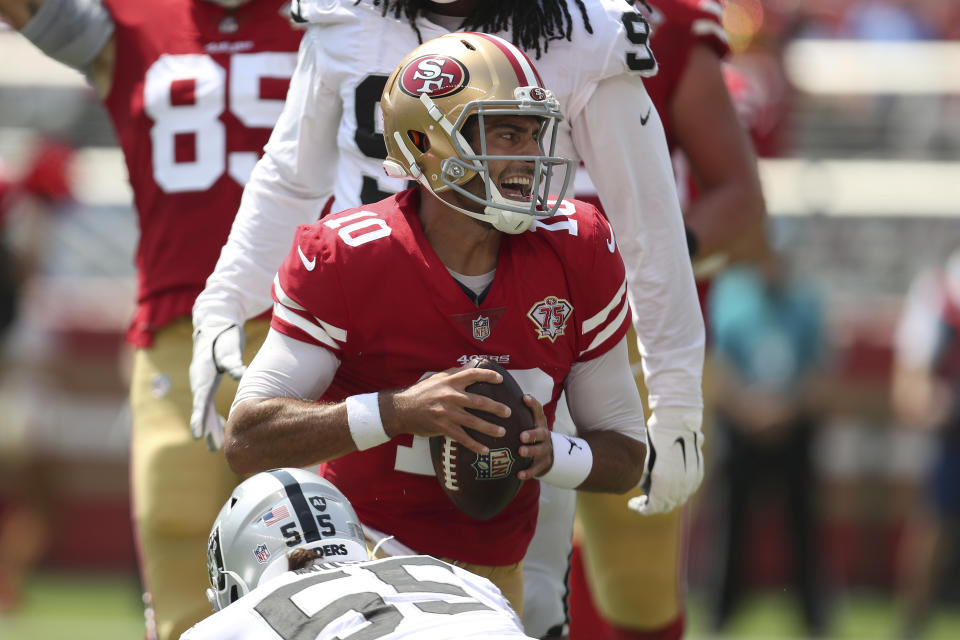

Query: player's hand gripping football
<box><xmin>384</xmin><ymin>364</ymin><xmax>513</xmax><ymax>455</ymax></box>
<box><xmin>189</xmin><ymin>321</ymin><xmax>246</xmax><ymax>451</ymax></box>
<box><xmin>518</xmin><ymin>394</ymin><xmax>553</xmax><ymax>481</ymax></box>
<box><xmin>628</xmin><ymin>409</ymin><xmax>704</xmax><ymax>515</ymax></box>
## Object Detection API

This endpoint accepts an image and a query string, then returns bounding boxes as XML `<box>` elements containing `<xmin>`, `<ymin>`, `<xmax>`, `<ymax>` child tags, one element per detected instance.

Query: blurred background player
<box><xmin>0</xmin><ymin>1</ymin><xmax>303</xmax><ymax>637</ymax></box>
<box><xmin>706</xmin><ymin>249</ymin><xmax>829</xmax><ymax>635</ymax></box>
<box><xmin>0</xmin><ymin>139</ymin><xmax>74</xmax><ymax>612</ymax></box>
<box><xmin>569</xmin><ymin>1</ymin><xmax>768</xmax><ymax>638</ymax></box>
<box><xmin>183</xmin><ymin>468</ymin><xmax>540</xmax><ymax>640</ymax></box>
<box><xmin>189</xmin><ymin>1</ymin><xmax>704</xmax><ymax>637</ymax></box>
<box><xmin>892</xmin><ymin>249</ymin><xmax>960</xmax><ymax>640</ymax></box>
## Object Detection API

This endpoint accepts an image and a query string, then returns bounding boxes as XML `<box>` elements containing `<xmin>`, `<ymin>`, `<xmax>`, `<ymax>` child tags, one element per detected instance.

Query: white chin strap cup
<box><xmin>487</xmin><ymin>205</ymin><xmax>534</xmax><ymax>234</ymax></box>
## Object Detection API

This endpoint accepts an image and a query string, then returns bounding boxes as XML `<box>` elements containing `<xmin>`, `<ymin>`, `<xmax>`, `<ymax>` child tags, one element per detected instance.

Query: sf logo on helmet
<box><xmin>400</xmin><ymin>55</ymin><xmax>469</xmax><ymax>98</ymax></box>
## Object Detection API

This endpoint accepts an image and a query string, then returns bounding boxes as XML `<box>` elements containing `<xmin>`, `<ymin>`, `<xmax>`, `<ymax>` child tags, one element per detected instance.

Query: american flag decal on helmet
<box><xmin>262</xmin><ymin>505</ymin><xmax>290</xmax><ymax>527</ymax></box>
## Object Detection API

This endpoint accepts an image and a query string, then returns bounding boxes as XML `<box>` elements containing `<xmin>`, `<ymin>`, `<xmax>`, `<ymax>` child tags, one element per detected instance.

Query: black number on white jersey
<box><xmin>354</xmin><ymin>74</ymin><xmax>396</xmax><ymax>205</ymax></box>
<box><xmin>621</xmin><ymin>11</ymin><xmax>658</xmax><ymax>73</ymax></box>
<box><xmin>354</xmin><ymin>74</ymin><xmax>416</xmax><ymax>205</ymax></box>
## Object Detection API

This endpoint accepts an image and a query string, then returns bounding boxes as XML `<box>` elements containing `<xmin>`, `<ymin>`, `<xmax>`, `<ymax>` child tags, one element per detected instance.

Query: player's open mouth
<box><xmin>499</xmin><ymin>174</ymin><xmax>534</xmax><ymax>201</ymax></box>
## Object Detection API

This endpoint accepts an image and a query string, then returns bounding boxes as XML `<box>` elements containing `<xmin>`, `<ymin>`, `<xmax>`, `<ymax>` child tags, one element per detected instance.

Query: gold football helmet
<box><xmin>381</xmin><ymin>32</ymin><xmax>574</xmax><ymax>233</ymax></box>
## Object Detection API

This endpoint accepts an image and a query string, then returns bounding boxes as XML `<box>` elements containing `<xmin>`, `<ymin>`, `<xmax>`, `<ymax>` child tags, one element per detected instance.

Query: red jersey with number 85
<box><xmin>102</xmin><ymin>0</ymin><xmax>301</xmax><ymax>345</ymax></box>
<box><xmin>270</xmin><ymin>189</ymin><xmax>631</xmax><ymax>565</ymax></box>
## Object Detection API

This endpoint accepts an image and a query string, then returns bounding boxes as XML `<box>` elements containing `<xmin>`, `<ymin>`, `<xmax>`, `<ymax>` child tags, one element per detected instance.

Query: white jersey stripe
<box><xmin>274</xmin><ymin>273</ymin><xmax>348</xmax><ymax>342</ymax></box>
<box><xmin>698</xmin><ymin>0</ymin><xmax>725</xmax><ymax>19</ymax></box>
<box><xmin>273</xmin><ymin>273</ymin><xmax>306</xmax><ymax>311</ymax></box>
<box><xmin>579</xmin><ymin>296</ymin><xmax>629</xmax><ymax>357</ymax></box>
<box><xmin>273</xmin><ymin>303</ymin><xmax>342</xmax><ymax>351</ymax></box>
<box><xmin>582</xmin><ymin>278</ymin><xmax>627</xmax><ymax>334</ymax></box>
<box><xmin>692</xmin><ymin>19</ymin><xmax>729</xmax><ymax>44</ymax></box>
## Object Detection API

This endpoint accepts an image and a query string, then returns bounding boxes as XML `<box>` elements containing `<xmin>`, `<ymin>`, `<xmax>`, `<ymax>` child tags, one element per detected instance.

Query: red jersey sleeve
<box><xmin>644</xmin><ymin>0</ymin><xmax>731</xmax><ymax>146</ymax></box>
<box><xmin>566</xmin><ymin>201</ymin><xmax>632</xmax><ymax>362</ymax></box>
<box><xmin>685</xmin><ymin>0</ymin><xmax>730</xmax><ymax>59</ymax></box>
<box><xmin>271</xmin><ymin>222</ymin><xmax>349</xmax><ymax>358</ymax></box>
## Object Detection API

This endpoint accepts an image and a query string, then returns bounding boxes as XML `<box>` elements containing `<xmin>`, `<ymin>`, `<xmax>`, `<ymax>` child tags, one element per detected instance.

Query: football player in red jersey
<box><xmin>223</xmin><ymin>31</ymin><xmax>649</xmax><ymax>620</ymax></box>
<box><xmin>0</xmin><ymin>1</ymin><xmax>302</xmax><ymax>637</ymax></box>
<box><xmin>191</xmin><ymin>3</ymin><xmax>705</xmax><ymax>635</ymax></box>
<box><xmin>569</xmin><ymin>1</ymin><xmax>768</xmax><ymax>639</ymax></box>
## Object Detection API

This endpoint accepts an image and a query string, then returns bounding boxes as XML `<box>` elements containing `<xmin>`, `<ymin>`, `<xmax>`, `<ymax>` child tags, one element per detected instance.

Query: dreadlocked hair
<box><xmin>358</xmin><ymin>0</ymin><xmax>592</xmax><ymax>58</ymax></box>
<box><xmin>287</xmin><ymin>547</ymin><xmax>324</xmax><ymax>571</ymax></box>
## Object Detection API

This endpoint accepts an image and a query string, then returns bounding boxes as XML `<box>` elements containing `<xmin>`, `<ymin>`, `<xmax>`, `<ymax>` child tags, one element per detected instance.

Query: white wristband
<box><xmin>346</xmin><ymin>393</ymin><xmax>390</xmax><ymax>451</ymax></box>
<box><xmin>538</xmin><ymin>432</ymin><xmax>593</xmax><ymax>489</ymax></box>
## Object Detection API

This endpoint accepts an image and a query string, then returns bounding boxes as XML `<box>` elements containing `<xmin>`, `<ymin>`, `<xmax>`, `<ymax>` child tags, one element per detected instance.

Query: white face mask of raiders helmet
<box><xmin>205</xmin><ymin>468</ymin><xmax>369</xmax><ymax>611</ymax></box>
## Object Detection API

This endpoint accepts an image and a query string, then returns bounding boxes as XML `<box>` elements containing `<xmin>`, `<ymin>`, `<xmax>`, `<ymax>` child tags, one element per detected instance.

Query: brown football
<box><xmin>429</xmin><ymin>357</ymin><xmax>535</xmax><ymax>520</ymax></box>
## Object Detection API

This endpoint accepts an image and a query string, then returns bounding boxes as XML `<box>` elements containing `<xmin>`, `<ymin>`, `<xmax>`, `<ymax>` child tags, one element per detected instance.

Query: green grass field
<box><xmin>1</xmin><ymin>572</ymin><xmax>959</xmax><ymax>639</ymax></box>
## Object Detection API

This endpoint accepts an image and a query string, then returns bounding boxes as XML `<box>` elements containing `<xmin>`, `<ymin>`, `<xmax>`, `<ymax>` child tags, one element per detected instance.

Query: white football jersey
<box><xmin>290</xmin><ymin>0</ymin><xmax>656</xmax><ymax>210</ymax></box>
<box><xmin>180</xmin><ymin>556</ymin><xmax>536</xmax><ymax>640</ymax></box>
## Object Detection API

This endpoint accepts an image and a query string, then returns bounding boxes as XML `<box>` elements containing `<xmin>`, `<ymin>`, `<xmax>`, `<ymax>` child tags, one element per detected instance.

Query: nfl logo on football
<box><xmin>254</xmin><ymin>543</ymin><xmax>271</xmax><ymax>564</ymax></box>
<box><xmin>472</xmin><ymin>315</ymin><xmax>491</xmax><ymax>342</ymax></box>
<box><xmin>472</xmin><ymin>448</ymin><xmax>515</xmax><ymax>480</ymax></box>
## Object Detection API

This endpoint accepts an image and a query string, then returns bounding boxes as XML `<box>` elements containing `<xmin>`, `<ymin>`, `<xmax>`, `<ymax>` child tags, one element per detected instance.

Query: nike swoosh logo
<box><xmin>604</xmin><ymin>218</ymin><xmax>616</xmax><ymax>253</ymax></box>
<box><xmin>297</xmin><ymin>245</ymin><xmax>316</xmax><ymax>271</ymax></box>
<box><xmin>640</xmin><ymin>107</ymin><xmax>652</xmax><ymax>126</ymax></box>
<box><xmin>673</xmin><ymin>436</ymin><xmax>687</xmax><ymax>471</ymax></box>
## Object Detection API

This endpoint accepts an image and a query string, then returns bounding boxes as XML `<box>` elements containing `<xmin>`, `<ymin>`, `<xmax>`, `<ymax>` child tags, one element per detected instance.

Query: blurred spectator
<box><xmin>706</xmin><ymin>250</ymin><xmax>830</xmax><ymax>636</ymax></box>
<box><xmin>892</xmin><ymin>249</ymin><xmax>960</xmax><ymax>639</ymax></box>
<box><xmin>0</xmin><ymin>139</ymin><xmax>74</xmax><ymax>612</ymax></box>
<box><xmin>0</xmin><ymin>140</ymin><xmax>73</xmax><ymax>335</ymax></box>
<box><xmin>841</xmin><ymin>0</ymin><xmax>935</xmax><ymax>41</ymax></box>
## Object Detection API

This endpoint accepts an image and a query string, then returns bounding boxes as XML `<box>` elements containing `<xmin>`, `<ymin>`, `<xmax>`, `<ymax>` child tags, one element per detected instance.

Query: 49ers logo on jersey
<box><xmin>528</xmin><ymin>296</ymin><xmax>573</xmax><ymax>342</ymax></box>
<box><xmin>400</xmin><ymin>55</ymin><xmax>469</xmax><ymax>98</ymax></box>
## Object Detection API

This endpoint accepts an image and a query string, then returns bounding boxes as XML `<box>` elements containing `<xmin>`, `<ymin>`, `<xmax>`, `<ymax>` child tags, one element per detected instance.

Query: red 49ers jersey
<box><xmin>102</xmin><ymin>0</ymin><xmax>301</xmax><ymax>345</ymax></box>
<box><xmin>639</xmin><ymin>0</ymin><xmax>730</xmax><ymax>152</ymax></box>
<box><xmin>271</xmin><ymin>189</ymin><xmax>631</xmax><ymax>565</ymax></box>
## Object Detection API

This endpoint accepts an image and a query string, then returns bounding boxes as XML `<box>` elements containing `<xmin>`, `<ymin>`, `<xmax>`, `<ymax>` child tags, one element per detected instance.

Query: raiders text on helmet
<box><xmin>381</xmin><ymin>32</ymin><xmax>575</xmax><ymax>234</ymax></box>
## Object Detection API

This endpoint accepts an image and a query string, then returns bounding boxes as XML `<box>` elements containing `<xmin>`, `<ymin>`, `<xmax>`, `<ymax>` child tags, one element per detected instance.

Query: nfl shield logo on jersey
<box><xmin>254</xmin><ymin>543</ymin><xmax>271</xmax><ymax>564</ymax></box>
<box><xmin>472</xmin><ymin>448</ymin><xmax>515</xmax><ymax>480</ymax></box>
<box><xmin>472</xmin><ymin>315</ymin><xmax>491</xmax><ymax>342</ymax></box>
